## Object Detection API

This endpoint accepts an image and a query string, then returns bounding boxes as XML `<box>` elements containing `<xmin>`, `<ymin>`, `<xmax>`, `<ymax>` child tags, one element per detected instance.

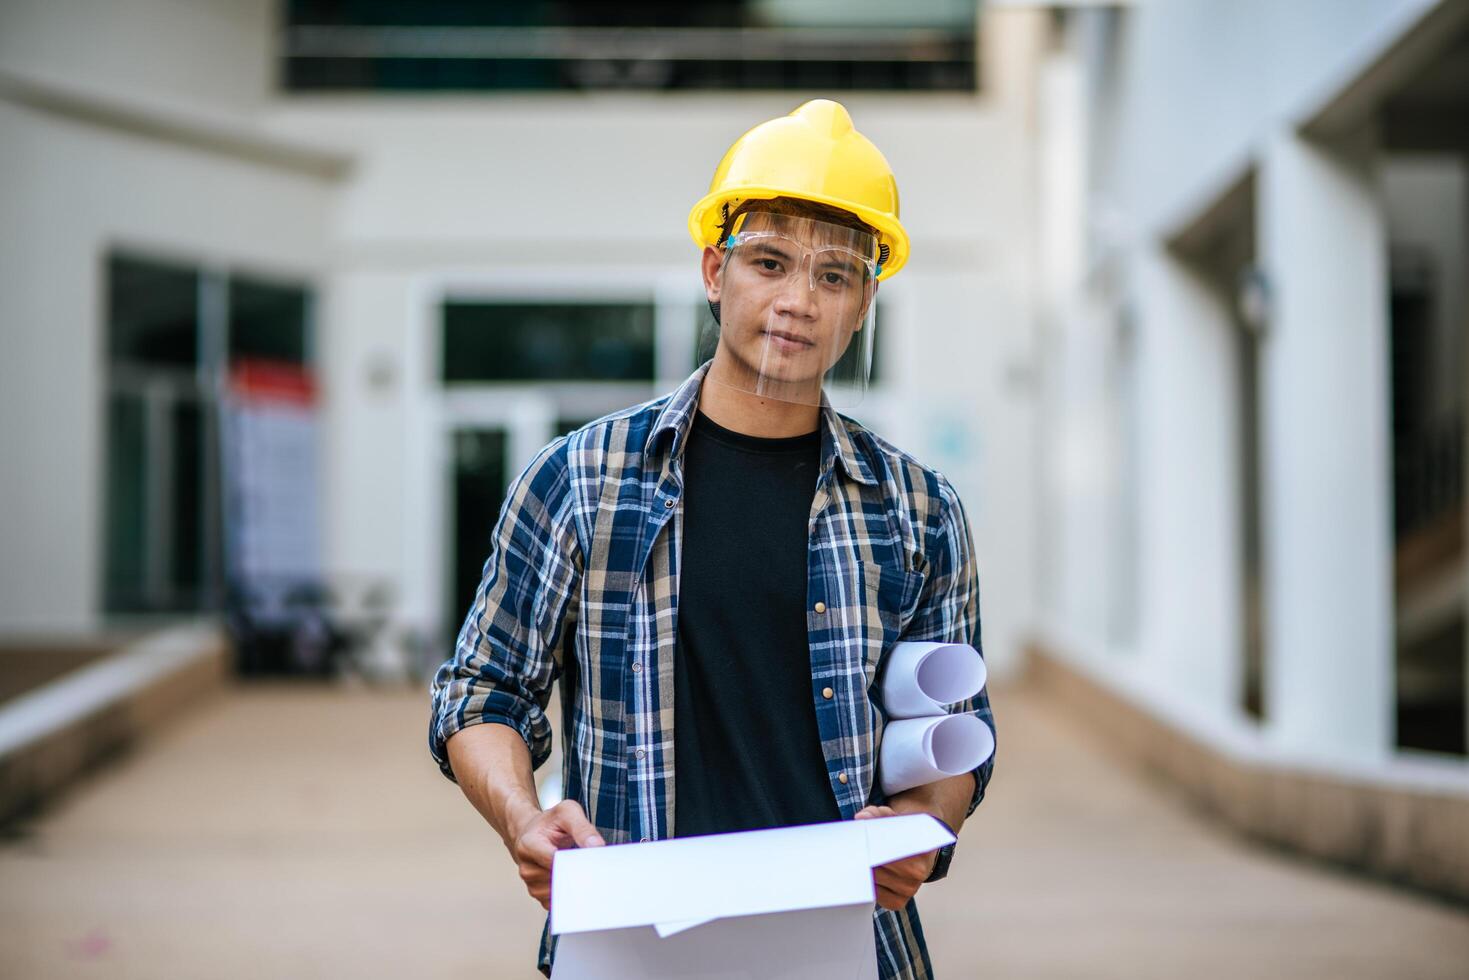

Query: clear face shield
<box><xmin>698</xmin><ymin>212</ymin><xmax>881</xmax><ymax>409</ymax></box>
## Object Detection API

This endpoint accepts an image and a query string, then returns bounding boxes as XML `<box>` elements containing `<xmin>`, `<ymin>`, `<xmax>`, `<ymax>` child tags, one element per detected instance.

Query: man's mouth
<box><xmin>763</xmin><ymin>329</ymin><xmax>814</xmax><ymax>351</ymax></box>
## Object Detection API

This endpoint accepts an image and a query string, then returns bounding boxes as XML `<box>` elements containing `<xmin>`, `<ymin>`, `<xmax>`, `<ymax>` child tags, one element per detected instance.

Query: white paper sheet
<box><xmin>878</xmin><ymin>713</ymin><xmax>995</xmax><ymax>796</ymax></box>
<box><xmin>861</xmin><ymin>812</ymin><xmax>956</xmax><ymax>867</ymax></box>
<box><xmin>654</xmin><ymin>917</ymin><xmax>718</xmax><ymax>939</ymax></box>
<box><xmin>879</xmin><ymin>641</ymin><xmax>986</xmax><ymax>719</ymax></box>
<box><xmin>553</xmin><ymin>903</ymin><xmax>880</xmax><ymax>980</ymax></box>
<box><xmin>548</xmin><ymin>817</ymin><xmax>955</xmax><ymax>978</ymax></box>
<box><xmin>551</xmin><ymin>820</ymin><xmax>871</xmax><ymax>937</ymax></box>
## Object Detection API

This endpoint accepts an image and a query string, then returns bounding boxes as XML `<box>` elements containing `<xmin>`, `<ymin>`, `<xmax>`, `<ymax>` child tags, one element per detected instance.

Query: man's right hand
<box><xmin>509</xmin><ymin>799</ymin><xmax>606</xmax><ymax>910</ymax></box>
<box><xmin>444</xmin><ymin>725</ymin><xmax>606</xmax><ymax>912</ymax></box>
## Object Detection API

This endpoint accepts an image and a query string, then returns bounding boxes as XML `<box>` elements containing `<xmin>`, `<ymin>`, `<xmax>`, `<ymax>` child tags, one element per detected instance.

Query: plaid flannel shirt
<box><xmin>429</xmin><ymin>361</ymin><xmax>995</xmax><ymax>979</ymax></box>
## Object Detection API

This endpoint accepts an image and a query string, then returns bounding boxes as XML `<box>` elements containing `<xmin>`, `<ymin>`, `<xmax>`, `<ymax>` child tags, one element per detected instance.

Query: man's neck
<box><xmin>697</xmin><ymin>371</ymin><xmax>822</xmax><ymax>438</ymax></box>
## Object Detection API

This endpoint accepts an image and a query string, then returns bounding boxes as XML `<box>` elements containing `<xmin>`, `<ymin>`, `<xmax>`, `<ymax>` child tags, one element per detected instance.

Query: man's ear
<box><xmin>701</xmin><ymin>246</ymin><xmax>723</xmax><ymax>304</ymax></box>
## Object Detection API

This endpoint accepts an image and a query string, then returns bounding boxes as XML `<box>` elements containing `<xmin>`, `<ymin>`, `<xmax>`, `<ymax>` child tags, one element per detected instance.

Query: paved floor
<box><xmin>2</xmin><ymin>681</ymin><xmax>1467</xmax><ymax>978</ymax></box>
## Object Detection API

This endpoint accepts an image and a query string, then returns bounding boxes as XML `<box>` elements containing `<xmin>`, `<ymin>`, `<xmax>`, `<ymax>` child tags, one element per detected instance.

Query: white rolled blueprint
<box><xmin>880</xmin><ymin>641</ymin><xmax>987</xmax><ymax>719</ymax></box>
<box><xmin>878</xmin><ymin>713</ymin><xmax>995</xmax><ymax>796</ymax></box>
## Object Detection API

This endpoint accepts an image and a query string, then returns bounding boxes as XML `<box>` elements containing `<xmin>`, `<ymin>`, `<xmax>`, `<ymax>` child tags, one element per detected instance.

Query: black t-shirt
<box><xmin>672</xmin><ymin>410</ymin><xmax>842</xmax><ymax>838</ymax></box>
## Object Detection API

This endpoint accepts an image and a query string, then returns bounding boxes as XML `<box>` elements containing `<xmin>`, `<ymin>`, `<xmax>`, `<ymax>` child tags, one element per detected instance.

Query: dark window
<box><xmin>449</xmin><ymin>428</ymin><xmax>508</xmax><ymax>633</ymax></box>
<box><xmin>230</xmin><ymin>278</ymin><xmax>310</xmax><ymax>365</ymax></box>
<box><xmin>443</xmin><ymin>302</ymin><xmax>655</xmax><ymax>382</ymax></box>
<box><xmin>1396</xmin><ymin>617</ymin><xmax>1467</xmax><ymax>756</ymax></box>
<box><xmin>1388</xmin><ymin>241</ymin><xmax>1466</xmax><ymax>756</ymax></box>
<box><xmin>105</xmin><ymin>251</ymin><xmax>216</xmax><ymax>615</ymax></box>
<box><xmin>103</xmin><ymin>392</ymin><xmax>149</xmax><ymax>608</ymax></box>
<box><xmin>108</xmin><ymin>256</ymin><xmax>199</xmax><ymax>370</ymax></box>
<box><xmin>103</xmin><ymin>253</ymin><xmax>314</xmax><ymax>617</ymax></box>
<box><xmin>556</xmin><ymin>417</ymin><xmax>597</xmax><ymax>436</ymax></box>
<box><xmin>101</xmin><ymin>383</ymin><xmax>211</xmax><ymax>613</ymax></box>
<box><xmin>281</xmin><ymin>1</ymin><xmax>978</xmax><ymax>93</ymax></box>
<box><xmin>171</xmin><ymin>399</ymin><xmax>205</xmax><ymax>596</ymax></box>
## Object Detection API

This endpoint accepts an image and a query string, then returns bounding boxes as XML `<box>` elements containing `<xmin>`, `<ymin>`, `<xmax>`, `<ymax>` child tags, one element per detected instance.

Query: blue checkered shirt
<box><xmin>429</xmin><ymin>361</ymin><xmax>995</xmax><ymax>979</ymax></box>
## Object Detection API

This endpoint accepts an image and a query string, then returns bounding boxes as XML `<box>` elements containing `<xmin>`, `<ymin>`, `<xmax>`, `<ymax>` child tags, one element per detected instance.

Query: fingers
<box><xmin>857</xmin><ymin>804</ymin><xmax>925</xmax><ymax>911</ymax></box>
<box><xmin>874</xmin><ymin>884</ymin><xmax>911</xmax><ymax>911</ymax></box>
<box><xmin>516</xmin><ymin>802</ymin><xmax>604</xmax><ymax>866</ymax></box>
<box><xmin>874</xmin><ymin>864</ymin><xmax>925</xmax><ymax>894</ymax></box>
<box><xmin>872</xmin><ymin>849</ymin><xmax>933</xmax><ymax>911</ymax></box>
<box><xmin>854</xmin><ymin>805</ymin><xmax>897</xmax><ymax>820</ymax></box>
<box><xmin>875</xmin><ymin>853</ymin><xmax>933</xmax><ymax>882</ymax></box>
<box><xmin>515</xmin><ymin>831</ymin><xmax>556</xmax><ymax>871</ymax></box>
<box><xmin>550</xmin><ymin>800</ymin><xmax>606</xmax><ymax>848</ymax></box>
<box><xmin>510</xmin><ymin>801</ymin><xmax>607</xmax><ymax>913</ymax></box>
<box><xmin>519</xmin><ymin>861</ymin><xmax>551</xmax><ymax>907</ymax></box>
<box><xmin>873</xmin><ymin>879</ymin><xmax>918</xmax><ymax>908</ymax></box>
<box><xmin>516</xmin><ymin>838</ymin><xmax>552</xmax><ymax>909</ymax></box>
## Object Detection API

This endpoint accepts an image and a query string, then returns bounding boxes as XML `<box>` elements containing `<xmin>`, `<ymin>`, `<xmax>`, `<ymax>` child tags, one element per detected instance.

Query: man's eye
<box><xmin>821</xmin><ymin>271</ymin><xmax>852</xmax><ymax>287</ymax></box>
<box><xmin>757</xmin><ymin>258</ymin><xmax>783</xmax><ymax>272</ymax></box>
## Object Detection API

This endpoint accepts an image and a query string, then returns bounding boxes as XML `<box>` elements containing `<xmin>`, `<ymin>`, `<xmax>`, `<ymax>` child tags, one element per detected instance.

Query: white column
<box><xmin>1257</xmin><ymin>127</ymin><xmax>1394</xmax><ymax>760</ymax></box>
<box><xmin>1130</xmin><ymin>245</ymin><xmax>1241</xmax><ymax>719</ymax></box>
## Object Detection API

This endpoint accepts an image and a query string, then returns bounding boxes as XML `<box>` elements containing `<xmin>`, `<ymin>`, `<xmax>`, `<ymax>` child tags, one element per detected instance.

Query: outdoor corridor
<box><xmin>2</xmin><ymin>680</ymin><xmax>1466</xmax><ymax>979</ymax></box>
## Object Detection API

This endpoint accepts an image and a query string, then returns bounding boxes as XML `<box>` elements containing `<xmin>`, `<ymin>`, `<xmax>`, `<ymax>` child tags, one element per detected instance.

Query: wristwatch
<box><xmin>924</xmin><ymin>815</ymin><xmax>957</xmax><ymax>882</ymax></box>
<box><xmin>924</xmin><ymin>840</ymin><xmax>956</xmax><ymax>882</ymax></box>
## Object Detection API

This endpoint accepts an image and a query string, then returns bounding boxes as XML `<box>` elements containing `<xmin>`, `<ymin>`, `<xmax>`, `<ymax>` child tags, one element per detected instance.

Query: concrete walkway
<box><xmin>1</xmin><ymin>681</ymin><xmax>1466</xmax><ymax>978</ymax></box>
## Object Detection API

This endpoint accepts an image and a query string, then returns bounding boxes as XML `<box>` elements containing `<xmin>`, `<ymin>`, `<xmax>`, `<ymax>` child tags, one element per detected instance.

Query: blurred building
<box><xmin>0</xmin><ymin>1</ymin><xmax>1044</xmax><ymax>678</ymax></box>
<box><xmin>4</xmin><ymin>0</ymin><xmax>1466</xmax><ymax>900</ymax></box>
<box><xmin>1030</xmin><ymin>0</ymin><xmax>1468</xmax><ymax>894</ymax></box>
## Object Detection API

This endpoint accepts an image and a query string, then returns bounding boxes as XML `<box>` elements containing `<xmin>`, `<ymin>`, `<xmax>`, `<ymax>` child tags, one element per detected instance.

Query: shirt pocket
<box><xmin>857</xmin><ymin>559</ymin><xmax>926</xmax><ymax>691</ymax></box>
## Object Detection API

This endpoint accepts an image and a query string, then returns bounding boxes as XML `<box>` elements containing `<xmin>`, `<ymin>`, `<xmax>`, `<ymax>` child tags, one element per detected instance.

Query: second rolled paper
<box><xmin>878</xmin><ymin>713</ymin><xmax>995</xmax><ymax>796</ymax></box>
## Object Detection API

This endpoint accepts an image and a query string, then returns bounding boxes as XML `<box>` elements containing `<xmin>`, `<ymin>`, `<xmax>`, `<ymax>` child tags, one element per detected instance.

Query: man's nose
<box><xmin>772</xmin><ymin>256</ymin><xmax>819</xmax><ymax>317</ymax></box>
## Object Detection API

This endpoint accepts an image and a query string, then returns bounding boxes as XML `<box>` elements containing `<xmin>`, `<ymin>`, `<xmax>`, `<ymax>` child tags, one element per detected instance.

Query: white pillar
<box><xmin>1131</xmin><ymin>245</ymin><xmax>1241</xmax><ymax>718</ymax></box>
<box><xmin>1257</xmin><ymin>127</ymin><xmax>1394</xmax><ymax>760</ymax></box>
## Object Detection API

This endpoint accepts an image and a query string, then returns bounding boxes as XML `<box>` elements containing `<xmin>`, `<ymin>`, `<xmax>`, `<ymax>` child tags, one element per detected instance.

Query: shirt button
<box><xmin>631</xmin><ymin>661</ymin><xmax>641</xmax><ymax>672</ymax></box>
<box><xmin>838</xmin><ymin>772</ymin><xmax>849</xmax><ymax>784</ymax></box>
<box><xmin>663</xmin><ymin>498</ymin><xmax>674</xmax><ymax>508</ymax></box>
<box><xmin>635</xmin><ymin>748</ymin><xmax>646</xmax><ymax>760</ymax></box>
<box><xmin>822</xmin><ymin>687</ymin><xmax>834</xmax><ymax>699</ymax></box>
<box><xmin>813</xmin><ymin>601</ymin><xmax>827</xmax><ymax>614</ymax></box>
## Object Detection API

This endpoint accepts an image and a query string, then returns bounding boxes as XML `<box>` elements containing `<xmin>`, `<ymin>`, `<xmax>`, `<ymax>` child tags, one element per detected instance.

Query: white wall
<box><xmin>0</xmin><ymin>0</ymin><xmax>273</xmax><ymax>115</ymax></box>
<box><xmin>0</xmin><ymin>1</ymin><xmax>335</xmax><ymax>635</ymax></box>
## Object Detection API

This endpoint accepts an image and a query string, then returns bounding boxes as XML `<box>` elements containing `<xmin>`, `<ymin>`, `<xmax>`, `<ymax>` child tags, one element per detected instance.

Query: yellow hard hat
<box><xmin>688</xmin><ymin>99</ymin><xmax>910</xmax><ymax>280</ymax></box>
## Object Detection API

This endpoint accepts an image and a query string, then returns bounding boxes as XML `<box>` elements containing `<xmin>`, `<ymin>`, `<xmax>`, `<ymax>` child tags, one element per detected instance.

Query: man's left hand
<box><xmin>853</xmin><ymin>804</ymin><xmax>938</xmax><ymax>910</ymax></box>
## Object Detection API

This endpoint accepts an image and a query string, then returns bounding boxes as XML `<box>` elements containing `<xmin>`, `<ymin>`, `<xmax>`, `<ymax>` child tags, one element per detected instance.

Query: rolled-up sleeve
<box><xmin>899</xmin><ymin>475</ymin><xmax>993</xmax><ymax>819</ymax></box>
<box><xmin>428</xmin><ymin>437</ymin><xmax>582</xmax><ymax>783</ymax></box>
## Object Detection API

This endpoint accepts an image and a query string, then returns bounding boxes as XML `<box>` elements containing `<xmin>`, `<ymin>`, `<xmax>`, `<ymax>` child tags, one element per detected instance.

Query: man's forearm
<box><xmin>886</xmin><ymin>771</ymin><xmax>975</xmax><ymax>834</ymax></box>
<box><xmin>445</xmin><ymin>722</ymin><xmax>545</xmax><ymax>847</ymax></box>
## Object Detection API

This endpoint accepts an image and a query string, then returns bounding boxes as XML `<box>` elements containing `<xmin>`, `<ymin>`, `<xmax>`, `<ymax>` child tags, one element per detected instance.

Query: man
<box><xmin>429</xmin><ymin>99</ymin><xmax>995</xmax><ymax>979</ymax></box>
